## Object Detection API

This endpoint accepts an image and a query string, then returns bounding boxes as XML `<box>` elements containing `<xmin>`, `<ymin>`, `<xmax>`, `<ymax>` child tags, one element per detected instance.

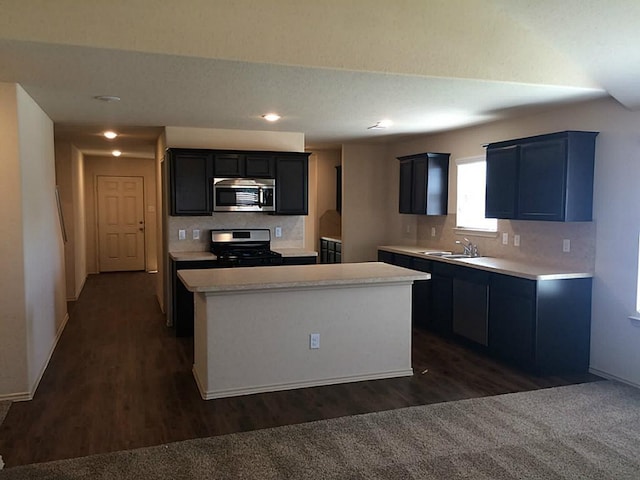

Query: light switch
<box><xmin>193</xmin><ymin>229</ymin><xmax>200</xmax><ymax>240</ymax></box>
<box><xmin>563</xmin><ymin>239</ymin><xmax>571</xmax><ymax>252</ymax></box>
<box><xmin>514</xmin><ymin>235</ymin><xmax>520</xmax><ymax>247</ymax></box>
<box><xmin>431</xmin><ymin>227</ymin><xmax>436</xmax><ymax>237</ymax></box>
<box><xmin>502</xmin><ymin>233</ymin><xmax>509</xmax><ymax>245</ymax></box>
<box><xmin>178</xmin><ymin>229</ymin><xmax>186</xmax><ymax>240</ymax></box>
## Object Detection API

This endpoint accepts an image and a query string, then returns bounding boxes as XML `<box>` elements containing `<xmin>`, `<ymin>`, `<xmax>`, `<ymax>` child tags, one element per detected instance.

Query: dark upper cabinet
<box><xmin>275</xmin><ymin>154</ymin><xmax>309</xmax><ymax>215</ymax></box>
<box><xmin>485</xmin><ymin>131</ymin><xmax>598</xmax><ymax>222</ymax></box>
<box><xmin>214</xmin><ymin>153</ymin><xmax>275</xmax><ymax>178</ymax></box>
<box><xmin>168</xmin><ymin>149</ymin><xmax>214</xmax><ymax>216</ymax></box>
<box><xmin>245</xmin><ymin>154</ymin><xmax>275</xmax><ymax>178</ymax></box>
<box><xmin>398</xmin><ymin>152</ymin><xmax>449</xmax><ymax>215</ymax></box>
<box><xmin>168</xmin><ymin>148</ymin><xmax>307</xmax><ymax>216</ymax></box>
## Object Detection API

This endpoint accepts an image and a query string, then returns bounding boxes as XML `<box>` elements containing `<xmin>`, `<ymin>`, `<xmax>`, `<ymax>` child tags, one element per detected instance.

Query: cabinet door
<box><xmin>485</xmin><ymin>145</ymin><xmax>519</xmax><ymax>219</ymax></box>
<box><xmin>173</xmin><ymin>259</ymin><xmax>218</xmax><ymax>337</ymax></box>
<box><xmin>320</xmin><ymin>239</ymin><xmax>329</xmax><ymax>263</ymax></box>
<box><xmin>517</xmin><ymin>139</ymin><xmax>567</xmax><ymax>221</ymax></box>
<box><xmin>411</xmin><ymin>157</ymin><xmax>428</xmax><ymax>214</ymax></box>
<box><xmin>214</xmin><ymin>153</ymin><xmax>244</xmax><ymax>177</ymax></box>
<box><xmin>398</xmin><ymin>159</ymin><xmax>413</xmax><ymax>214</ymax></box>
<box><xmin>429</xmin><ymin>262</ymin><xmax>454</xmax><ymax>336</ymax></box>
<box><xmin>169</xmin><ymin>149</ymin><xmax>214</xmax><ymax>215</ymax></box>
<box><xmin>412</xmin><ymin>258</ymin><xmax>432</xmax><ymax>329</ymax></box>
<box><xmin>425</xmin><ymin>154</ymin><xmax>449</xmax><ymax>215</ymax></box>
<box><xmin>275</xmin><ymin>155</ymin><xmax>309</xmax><ymax>215</ymax></box>
<box><xmin>488</xmin><ymin>274</ymin><xmax>536</xmax><ymax>368</ymax></box>
<box><xmin>378</xmin><ymin>250</ymin><xmax>394</xmax><ymax>264</ymax></box>
<box><xmin>245</xmin><ymin>154</ymin><xmax>274</xmax><ymax>178</ymax></box>
<box><xmin>452</xmin><ymin>267</ymin><xmax>489</xmax><ymax>346</ymax></box>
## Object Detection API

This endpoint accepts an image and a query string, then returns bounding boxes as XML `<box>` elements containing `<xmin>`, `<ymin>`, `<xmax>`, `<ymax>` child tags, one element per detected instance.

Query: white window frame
<box><xmin>454</xmin><ymin>155</ymin><xmax>498</xmax><ymax>237</ymax></box>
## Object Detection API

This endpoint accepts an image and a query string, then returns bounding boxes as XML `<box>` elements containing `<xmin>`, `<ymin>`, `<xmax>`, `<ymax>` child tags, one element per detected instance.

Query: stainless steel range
<box><xmin>209</xmin><ymin>229</ymin><xmax>283</xmax><ymax>267</ymax></box>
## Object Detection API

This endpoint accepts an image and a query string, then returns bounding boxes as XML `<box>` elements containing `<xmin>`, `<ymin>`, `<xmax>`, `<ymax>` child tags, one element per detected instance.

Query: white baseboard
<box><xmin>66</xmin><ymin>274</ymin><xmax>87</xmax><ymax>301</ymax></box>
<box><xmin>0</xmin><ymin>391</ymin><xmax>31</xmax><ymax>402</ymax></box>
<box><xmin>589</xmin><ymin>367</ymin><xmax>640</xmax><ymax>390</ymax></box>
<box><xmin>26</xmin><ymin>312</ymin><xmax>70</xmax><ymax>400</ymax></box>
<box><xmin>194</xmin><ymin>368</ymin><xmax>414</xmax><ymax>400</ymax></box>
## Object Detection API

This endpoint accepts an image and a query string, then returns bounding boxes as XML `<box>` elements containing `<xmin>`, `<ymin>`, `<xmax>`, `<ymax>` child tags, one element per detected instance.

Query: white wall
<box><xmin>379</xmin><ymin>97</ymin><xmax>640</xmax><ymax>387</ymax></box>
<box><xmin>17</xmin><ymin>85</ymin><xmax>67</xmax><ymax>393</ymax></box>
<box><xmin>0</xmin><ymin>83</ymin><xmax>67</xmax><ymax>400</ymax></box>
<box><xmin>55</xmin><ymin>141</ymin><xmax>87</xmax><ymax>300</ymax></box>
<box><xmin>341</xmin><ymin>143</ymin><xmax>392</xmax><ymax>263</ymax></box>
<box><xmin>0</xmin><ymin>83</ymin><xmax>29</xmax><ymax>398</ymax></box>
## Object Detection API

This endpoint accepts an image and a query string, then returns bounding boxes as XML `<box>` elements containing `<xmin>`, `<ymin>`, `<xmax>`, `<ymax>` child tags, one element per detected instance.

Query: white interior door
<box><xmin>97</xmin><ymin>176</ymin><xmax>145</xmax><ymax>272</ymax></box>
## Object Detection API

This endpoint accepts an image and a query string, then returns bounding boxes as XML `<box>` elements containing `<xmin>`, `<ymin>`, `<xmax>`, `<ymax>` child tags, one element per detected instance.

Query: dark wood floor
<box><xmin>0</xmin><ymin>272</ymin><xmax>600</xmax><ymax>467</ymax></box>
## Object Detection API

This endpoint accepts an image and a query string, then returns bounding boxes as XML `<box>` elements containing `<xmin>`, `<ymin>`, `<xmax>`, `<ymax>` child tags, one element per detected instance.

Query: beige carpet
<box><xmin>1</xmin><ymin>381</ymin><xmax>639</xmax><ymax>479</ymax></box>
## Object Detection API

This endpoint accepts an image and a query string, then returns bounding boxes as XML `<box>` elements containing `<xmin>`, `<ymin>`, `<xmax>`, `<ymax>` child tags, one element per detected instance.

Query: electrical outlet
<box><xmin>192</xmin><ymin>229</ymin><xmax>200</xmax><ymax>240</ymax></box>
<box><xmin>405</xmin><ymin>225</ymin><xmax>411</xmax><ymax>234</ymax></box>
<box><xmin>178</xmin><ymin>229</ymin><xmax>186</xmax><ymax>240</ymax></box>
<box><xmin>275</xmin><ymin>226</ymin><xmax>282</xmax><ymax>238</ymax></box>
<box><xmin>514</xmin><ymin>234</ymin><xmax>520</xmax><ymax>247</ymax></box>
<box><xmin>431</xmin><ymin>227</ymin><xmax>436</xmax><ymax>237</ymax></box>
<box><xmin>502</xmin><ymin>233</ymin><xmax>509</xmax><ymax>245</ymax></box>
<box><xmin>563</xmin><ymin>239</ymin><xmax>571</xmax><ymax>252</ymax></box>
<box><xmin>309</xmin><ymin>333</ymin><xmax>320</xmax><ymax>349</ymax></box>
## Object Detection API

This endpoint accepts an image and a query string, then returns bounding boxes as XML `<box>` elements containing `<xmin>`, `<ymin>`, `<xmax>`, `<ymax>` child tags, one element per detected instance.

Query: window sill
<box><xmin>454</xmin><ymin>227</ymin><xmax>499</xmax><ymax>238</ymax></box>
<box><xmin>629</xmin><ymin>316</ymin><xmax>640</xmax><ymax>327</ymax></box>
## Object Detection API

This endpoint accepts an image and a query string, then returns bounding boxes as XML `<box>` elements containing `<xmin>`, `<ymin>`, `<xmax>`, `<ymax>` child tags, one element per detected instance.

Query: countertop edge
<box><xmin>178</xmin><ymin>262</ymin><xmax>430</xmax><ymax>293</ymax></box>
<box><xmin>378</xmin><ymin>245</ymin><xmax>593</xmax><ymax>281</ymax></box>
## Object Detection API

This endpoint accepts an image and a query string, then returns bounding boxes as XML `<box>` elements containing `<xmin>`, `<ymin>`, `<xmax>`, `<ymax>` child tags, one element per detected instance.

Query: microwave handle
<box><xmin>258</xmin><ymin>187</ymin><xmax>264</xmax><ymax>206</ymax></box>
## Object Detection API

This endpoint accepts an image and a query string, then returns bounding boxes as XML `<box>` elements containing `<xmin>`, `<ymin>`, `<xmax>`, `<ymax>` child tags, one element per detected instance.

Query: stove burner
<box><xmin>209</xmin><ymin>229</ymin><xmax>283</xmax><ymax>267</ymax></box>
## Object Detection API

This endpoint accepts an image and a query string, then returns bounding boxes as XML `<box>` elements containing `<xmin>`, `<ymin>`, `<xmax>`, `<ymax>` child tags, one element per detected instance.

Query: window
<box><xmin>455</xmin><ymin>156</ymin><xmax>497</xmax><ymax>232</ymax></box>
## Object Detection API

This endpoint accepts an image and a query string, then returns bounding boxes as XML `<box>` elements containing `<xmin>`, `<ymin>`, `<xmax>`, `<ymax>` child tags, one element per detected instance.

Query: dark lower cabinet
<box><xmin>281</xmin><ymin>255</ymin><xmax>317</xmax><ymax>265</ymax></box>
<box><xmin>171</xmin><ymin>258</ymin><xmax>218</xmax><ymax>337</ymax></box>
<box><xmin>488</xmin><ymin>275</ymin><xmax>592</xmax><ymax>374</ymax></box>
<box><xmin>320</xmin><ymin>238</ymin><xmax>341</xmax><ymax>264</ymax></box>
<box><xmin>488</xmin><ymin>274</ymin><xmax>536</xmax><ymax>367</ymax></box>
<box><xmin>378</xmin><ymin>249</ymin><xmax>592</xmax><ymax>374</ymax></box>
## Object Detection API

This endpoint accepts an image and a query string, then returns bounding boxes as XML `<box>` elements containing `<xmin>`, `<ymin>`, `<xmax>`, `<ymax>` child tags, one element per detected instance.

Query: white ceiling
<box><xmin>0</xmin><ymin>1</ymin><xmax>637</xmax><ymax>155</ymax></box>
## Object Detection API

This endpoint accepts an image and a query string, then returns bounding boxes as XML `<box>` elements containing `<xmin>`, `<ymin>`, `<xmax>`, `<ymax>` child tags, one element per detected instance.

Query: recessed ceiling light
<box><xmin>94</xmin><ymin>95</ymin><xmax>121</xmax><ymax>102</ymax></box>
<box><xmin>103</xmin><ymin>131</ymin><xmax>118</xmax><ymax>139</ymax></box>
<box><xmin>262</xmin><ymin>113</ymin><xmax>281</xmax><ymax>122</ymax></box>
<box><xmin>112</xmin><ymin>150</ymin><xmax>122</xmax><ymax>157</ymax></box>
<box><xmin>367</xmin><ymin>119</ymin><xmax>393</xmax><ymax>130</ymax></box>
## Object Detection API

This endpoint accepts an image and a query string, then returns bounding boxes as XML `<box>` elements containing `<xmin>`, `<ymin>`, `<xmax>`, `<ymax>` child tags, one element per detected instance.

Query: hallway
<box><xmin>0</xmin><ymin>272</ymin><xmax>599</xmax><ymax>467</ymax></box>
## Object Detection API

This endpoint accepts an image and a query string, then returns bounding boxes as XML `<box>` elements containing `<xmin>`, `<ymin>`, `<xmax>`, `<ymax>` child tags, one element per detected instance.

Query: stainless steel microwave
<box><xmin>213</xmin><ymin>178</ymin><xmax>276</xmax><ymax>212</ymax></box>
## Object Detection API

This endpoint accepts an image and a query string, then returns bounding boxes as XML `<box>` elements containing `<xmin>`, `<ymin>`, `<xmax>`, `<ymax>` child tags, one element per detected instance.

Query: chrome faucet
<box><xmin>456</xmin><ymin>238</ymin><xmax>479</xmax><ymax>257</ymax></box>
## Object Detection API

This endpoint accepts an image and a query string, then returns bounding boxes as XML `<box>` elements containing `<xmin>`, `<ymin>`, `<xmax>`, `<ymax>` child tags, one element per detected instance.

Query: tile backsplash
<box><xmin>168</xmin><ymin>213</ymin><xmax>305</xmax><ymax>252</ymax></box>
<box><xmin>416</xmin><ymin>215</ymin><xmax>596</xmax><ymax>271</ymax></box>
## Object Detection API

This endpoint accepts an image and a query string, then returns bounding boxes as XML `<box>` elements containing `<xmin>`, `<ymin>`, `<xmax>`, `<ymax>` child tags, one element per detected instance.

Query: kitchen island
<box><xmin>178</xmin><ymin>262</ymin><xmax>429</xmax><ymax>400</ymax></box>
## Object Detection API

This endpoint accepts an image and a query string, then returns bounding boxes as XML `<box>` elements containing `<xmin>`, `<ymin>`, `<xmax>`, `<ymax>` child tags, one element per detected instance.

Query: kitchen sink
<box><xmin>421</xmin><ymin>251</ymin><xmax>482</xmax><ymax>259</ymax></box>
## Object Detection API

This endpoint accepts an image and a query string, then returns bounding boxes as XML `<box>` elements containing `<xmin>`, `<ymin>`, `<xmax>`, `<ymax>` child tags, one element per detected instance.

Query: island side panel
<box><xmin>192</xmin><ymin>292</ymin><xmax>209</xmax><ymax>394</ymax></box>
<box><xmin>193</xmin><ymin>282</ymin><xmax>414</xmax><ymax>399</ymax></box>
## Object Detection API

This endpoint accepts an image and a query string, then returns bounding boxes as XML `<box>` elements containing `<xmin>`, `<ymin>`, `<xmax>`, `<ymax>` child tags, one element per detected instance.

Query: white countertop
<box><xmin>272</xmin><ymin>248</ymin><xmax>318</xmax><ymax>257</ymax></box>
<box><xmin>169</xmin><ymin>251</ymin><xmax>216</xmax><ymax>261</ymax></box>
<box><xmin>378</xmin><ymin>245</ymin><xmax>593</xmax><ymax>281</ymax></box>
<box><xmin>178</xmin><ymin>261</ymin><xmax>430</xmax><ymax>293</ymax></box>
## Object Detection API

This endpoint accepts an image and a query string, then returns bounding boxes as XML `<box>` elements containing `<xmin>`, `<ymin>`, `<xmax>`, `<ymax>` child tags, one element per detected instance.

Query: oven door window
<box><xmin>215</xmin><ymin>187</ymin><xmax>274</xmax><ymax>208</ymax></box>
<box><xmin>216</xmin><ymin>187</ymin><xmax>259</xmax><ymax>207</ymax></box>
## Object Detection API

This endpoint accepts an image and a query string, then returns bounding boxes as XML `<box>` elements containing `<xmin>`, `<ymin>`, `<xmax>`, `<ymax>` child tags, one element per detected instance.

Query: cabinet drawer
<box><xmin>490</xmin><ymin>273</ymin><xmax>536</xmax><ymax>297</ymax></box>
